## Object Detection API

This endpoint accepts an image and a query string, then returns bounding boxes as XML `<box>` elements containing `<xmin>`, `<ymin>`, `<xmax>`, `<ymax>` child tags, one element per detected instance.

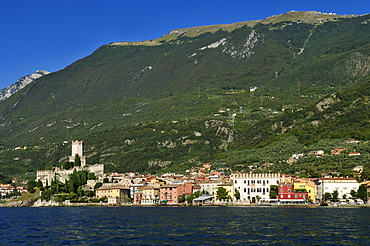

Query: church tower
<box><xmin>69</xmin><ymin>140</ymin><xmax>86</xmax><ymax>167</ymax></box>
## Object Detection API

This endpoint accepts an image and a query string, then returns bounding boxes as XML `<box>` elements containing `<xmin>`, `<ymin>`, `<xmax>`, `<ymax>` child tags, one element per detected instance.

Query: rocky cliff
<box><xmin>0</xmin><ymin>70</ymin><xmax>50</xmax><ymax>101</ymax></box>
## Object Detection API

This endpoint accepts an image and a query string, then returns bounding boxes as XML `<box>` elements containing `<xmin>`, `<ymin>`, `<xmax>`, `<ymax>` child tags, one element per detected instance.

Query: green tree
<box><xmin>332</xmin><ymin>190</ymin><xmax>339</xmax><ymax>200</ymax></box>
<box><xmin>94</xmin><ymin>182</ymin><xmax>103</xmax><ymax>190</ymax></box>
<box><xmin>234</xmin><ymin>190</ymin><xmax>240</xmax><ymax>200</ymax></box>
<box><xmin>178</xmin><ymin>194</ymin><xmax>186</xmax><ymax>203</ymax></box>
<box><xmin>88</xmin><ymin>172</ymin><xmax>96</xmax><ymax>180</ymax></box>
<box><xmin>256</xmin><ymin>195</ymin><xmax>262</xmax><ymax>203</ymax></box>
<box><xmin>40</xmin><ymin>189</ymin><xmax>54</xmax><ymax>201</ymax></box>
<box><xmin>350</xmin><ymin>189</ymin><xmax>357</xmax><ymax>198</ymax></box>
<box><xmin>269</xmin><ymin>185</ymin><xmax>278</xmax><ymax>199</ymax></box>
<box><xmin>357</xmin><ymin>185</ymin><xmax>368</xmax><ymax>202</ymax></box>
<box><xmin>216</xmin><ymin>187</ymin><xmax>229</xmax><ymax>200</ymax></box>
<box><xmin>0</xmin><ymin>172</ymin><xmax>11</xmax><ymax>184</ymax></box>
<box><xmin>62</xmin><ymin>162</ymin><xmax>74</xmax><ymax>170</ymax></box>
<box><xmin>68</xmin><ymin>192</ymin><xmax>78</xmax><ymax>201</ymax></box>
<box><xmin>324</xmin><ymin>192</ymin><xmax>332</xmax><ymax>201</ymax></box>
<box><xmin>27</xmin><ymin>180</ymin><xmax>36</xmax><ymax>193</ymax></box>
<box><xmin>186</xmin><ymin>194</ymin><xmax>194</xmax><ymax>204</ymax></box>
<box><xmin>74</xmin><ymin>154</ymin><xmax>81</xmax><ymax>167</ymax></box>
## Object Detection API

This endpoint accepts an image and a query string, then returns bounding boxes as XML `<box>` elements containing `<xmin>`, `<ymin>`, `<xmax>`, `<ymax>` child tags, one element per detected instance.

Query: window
<box><xmin>244</xmin><ymin>180</ymin><xmax>246</xmax><ymax>184</ymax></box>
<box><xmin>280</xmin><ymin>189</ymin><xmax>283</xmax><ymax>192</ymax></box>
<box><xmin>235</xmin><ymin>180</ymin><xmax>237</xmax><ymax>184</ymax></box>
<box><xmin>257</xmin><ymin>180</ymin><xmax>261</xmax><ymax>184</ymax></box>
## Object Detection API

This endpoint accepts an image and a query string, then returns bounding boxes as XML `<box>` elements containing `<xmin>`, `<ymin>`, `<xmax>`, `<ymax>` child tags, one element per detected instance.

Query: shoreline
<box><xmin>2</xmin><ymin>199</ymin><xmax>369</xmax><ymax>208</ymax></box>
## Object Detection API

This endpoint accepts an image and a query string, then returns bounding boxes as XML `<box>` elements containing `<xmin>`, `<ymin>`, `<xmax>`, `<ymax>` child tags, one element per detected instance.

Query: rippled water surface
<box><xmin>1</xmin><ymin>206</ymin><xmax>369</xmax><ymax>245</ymax></box>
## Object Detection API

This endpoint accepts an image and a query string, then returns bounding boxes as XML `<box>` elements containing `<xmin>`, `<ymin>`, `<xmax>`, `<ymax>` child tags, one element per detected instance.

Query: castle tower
<box><xmin>69</xmin><ymin>140</ymin><xmax>86</xmax><ymax>167</ymax></box>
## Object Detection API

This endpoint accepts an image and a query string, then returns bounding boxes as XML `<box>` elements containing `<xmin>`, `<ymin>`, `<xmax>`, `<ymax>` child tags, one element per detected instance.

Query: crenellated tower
<box><xmin>69</xmin><ymin>140</ymin><xmax>86</xmax><ymax>167</ymax></box>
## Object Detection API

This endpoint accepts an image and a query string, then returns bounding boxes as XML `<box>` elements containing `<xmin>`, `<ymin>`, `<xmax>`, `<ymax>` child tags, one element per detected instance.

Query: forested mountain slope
<box><xmin>0</xmin><ymin>11</ymin><xmax>369</xmax><ymax>177</ymax></box>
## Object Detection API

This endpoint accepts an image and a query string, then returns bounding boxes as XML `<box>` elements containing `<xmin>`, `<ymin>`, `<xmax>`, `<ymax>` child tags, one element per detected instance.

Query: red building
<box><xmin>278</xmin><ymin>182</ymin><xmax>308</xmax><ymax>204</ymax></box>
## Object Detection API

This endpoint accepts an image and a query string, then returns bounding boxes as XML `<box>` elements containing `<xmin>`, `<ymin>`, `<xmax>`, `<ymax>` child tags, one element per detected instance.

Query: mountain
<box><xmin>0</xmin><ymin>11</ymin><xmax>370</xmax><ymax>177</ymax></box>
<box><xmin>0</xmin><ymin>70</ymin><xmax>50</xmax><ymax>101</ymax></box>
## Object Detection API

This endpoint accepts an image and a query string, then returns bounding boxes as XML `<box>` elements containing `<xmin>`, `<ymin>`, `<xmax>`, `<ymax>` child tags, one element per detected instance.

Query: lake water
<box><xmin>1</xmin><ymin>206</ymin><xmax>369</xmax><ymax>245</ymax></box>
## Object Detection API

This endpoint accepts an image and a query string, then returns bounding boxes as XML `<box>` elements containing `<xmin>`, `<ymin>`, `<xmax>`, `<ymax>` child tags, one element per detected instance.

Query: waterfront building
<box><xmin>159</xmin><ymin>183</ymin><xmax>192</xmax><ymax>204</ymax></box>
<box><xmin>278</xmin><ymin>182</ymin><xmax>308</xmax><ymax>204</ymax></box>
<box><xmin>232</xmin><ymin>172</ymin><xmax>280</xmax><ymax>202</ymax></box>
<box><xmin>215</xmin><ymin>182</ymin><xmax>234</xmax><ymax>201</ymax></box>
<box><xmin>315</xmin><ymin>178</ymin><xmax>359</xmax><ymax>200</ymax></box>
<box><xmin>199</xmin><ymin>180</ymin><xmax>224</xmax><ymax>196</ymax></box>
<box><xmin>133</xmin><ymin>187</ymin><xmax>160</xmax><ymax>205</ymax></box>
<box><xmin>293</xmin><ymin>178</ymin><xmax>317</xmax><ymax>203</ymax></box>
<box><xmin>95</xmin><ymin>184</ymin><xmax>130</xmax><ymax>205</ymax></box>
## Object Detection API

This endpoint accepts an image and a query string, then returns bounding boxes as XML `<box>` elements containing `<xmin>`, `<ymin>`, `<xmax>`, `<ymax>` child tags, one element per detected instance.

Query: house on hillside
<box><xmin>331</xmin><ymin>147</ymin><xmax>347</xmax><ymax>155</ymax></box>
<box><xmin>308</xmin><ymin>150</ymin><xmax>324</xmax><ymax>157</ymax></box>
<box><xmin>345</xmin><ymin>140</ymin><xmax>360</xmax><ymax>144</ymax></box>
<box><xmin>349</xmin><ymin>152</ymin><xmax>361</xmax><ymax>156</ymax></box>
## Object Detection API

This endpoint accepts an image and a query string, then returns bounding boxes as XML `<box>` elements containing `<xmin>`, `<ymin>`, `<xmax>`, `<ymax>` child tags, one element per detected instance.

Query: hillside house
<box><xmin>308</xmin><ymin>150</ymin><xmax>324</xmax><ymax>157</ymax></box>
<box><xmin>331</xmin><ymin>147</ymin><xmax>347</xmax><ymax>155</ymax></box>
<box><xmin>349</xmin><ymin>152</ymin><xmax>361</xmax><ymax>156</ymax></box>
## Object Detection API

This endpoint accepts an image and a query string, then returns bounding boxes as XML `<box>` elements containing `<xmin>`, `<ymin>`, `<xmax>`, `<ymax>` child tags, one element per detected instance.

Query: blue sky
<box><xmin>0</xmin><ymin>0</ymin><xmax>369</xmax><ymax>89</ymax></box>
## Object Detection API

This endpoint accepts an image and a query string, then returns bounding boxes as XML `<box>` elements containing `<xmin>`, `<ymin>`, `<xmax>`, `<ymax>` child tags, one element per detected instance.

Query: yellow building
<box><xmin>96</xmin><ymin>184</ymin><xmax>130</xmax><ymax>205</ymax></box>
<box><xmin>293</xmin><ymin>179</ymin><xmax>316</xmax><ymax>203</ymax></box>
<box><xmin>215</xmin><ymin>182</ymin><xmax>234</xmax><ymax>201</ymax></box>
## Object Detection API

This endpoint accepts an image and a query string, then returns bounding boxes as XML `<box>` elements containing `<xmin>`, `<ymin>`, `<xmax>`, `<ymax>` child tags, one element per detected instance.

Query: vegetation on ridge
<box><xmin>0</xmin><ymin>12</ymin><xmax>370</xmax><ymax>178</ymax></box>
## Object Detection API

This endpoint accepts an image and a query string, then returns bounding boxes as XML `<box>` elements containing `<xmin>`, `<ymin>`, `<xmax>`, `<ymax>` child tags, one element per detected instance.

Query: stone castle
<box><xmin>36</xmin><ymin>140</ymin><xmax>104</xmax><ymax>186</ymax></box>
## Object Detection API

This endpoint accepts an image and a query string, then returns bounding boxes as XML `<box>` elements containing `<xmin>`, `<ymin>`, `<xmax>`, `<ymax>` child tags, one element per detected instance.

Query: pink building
<box><xmin>159</xmin><ymin>183</ymin><xmax>192</xmax><ymax>204</ymax></box>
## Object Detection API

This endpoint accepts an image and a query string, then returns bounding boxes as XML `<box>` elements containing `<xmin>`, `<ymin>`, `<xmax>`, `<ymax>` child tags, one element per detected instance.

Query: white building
<box><xmin>199</xmin><ymin>180</ymin><xmax>225</xmax><ymax>196</ymax></box>
<box><xmin>316</xmin><ymin>178</ymin><xmax>359</xmax><ymax>200</ymax></box>
<box><xmin>69</xmin><ymin>140</ymin><xmax>86</xmax><ymax>167</ymax></box>
<box><xmin>232</xmin><ymin>172</ymin><xmax>280</xmax><ymax>202</ymax></box>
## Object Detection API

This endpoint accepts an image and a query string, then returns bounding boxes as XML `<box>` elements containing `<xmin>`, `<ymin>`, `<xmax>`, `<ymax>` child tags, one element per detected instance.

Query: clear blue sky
<box><xmin>0</xmin><ymin>0</ymin><xmax>369</xmax><ymax>89</ymax></box>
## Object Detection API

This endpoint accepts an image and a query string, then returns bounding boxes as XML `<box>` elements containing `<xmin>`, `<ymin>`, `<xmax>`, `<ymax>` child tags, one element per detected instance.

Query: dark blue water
<box><xmin>0</xmin><ymin>206</ymin><xmax>369</xmax><ymax>245</ymax></box>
